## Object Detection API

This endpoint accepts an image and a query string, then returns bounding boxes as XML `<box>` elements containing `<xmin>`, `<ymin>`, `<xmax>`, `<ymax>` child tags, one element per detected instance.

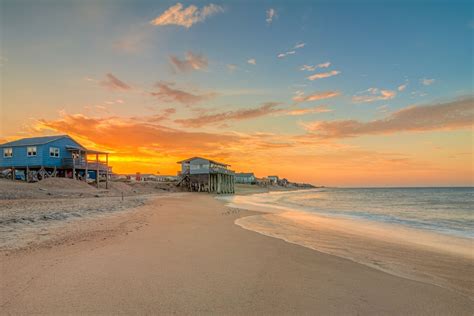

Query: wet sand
<box><xmin>1</xmin><ymin>193</ymin><xmax>473</xmax><ymax>315</ymax></box>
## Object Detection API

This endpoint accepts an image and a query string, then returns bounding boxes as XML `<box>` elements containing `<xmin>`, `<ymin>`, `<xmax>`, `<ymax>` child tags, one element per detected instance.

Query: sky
<box><xmin>0</xmin><ymin>0</ymin><xmax>473</xmax><ymax>187</ymax></box>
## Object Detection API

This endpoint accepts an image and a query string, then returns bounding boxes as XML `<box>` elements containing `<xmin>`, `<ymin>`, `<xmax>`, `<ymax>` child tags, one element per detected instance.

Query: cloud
<box><xmin>169</xmin><ymin>52</ymin><xmax>208</xmax><ymax>72</ymax></box>
<box><xmin>421</xmin><ymin>78</ymin><xmax>435</xmax><ymax>86</ymax></box>
<box><xmin>376</xmin><ymin>105</ymin><xmax>390</xmax><ymax>113</ymax></box>
<box><xmin>293</xmin><ymin>91</ymin><xmax>340</xmax><ymax>103</ymax></box>
<box><xmin>170</xmin><ymin>52</ymin><xmax>208</xmax><ymax>72</ymax></box>
<box><xmin>105</xmin><ymin>99</ymin><xmax>124</xmax><ymax>105</ymax></box>
<box><xmin>227</xmin><ymin>64</ymin><xmax>237</xmax><ymax>72</ymax></box>
<box><xmin>175</xmin><ymin>102</ymin><xmax>282</xmax><ymax>127</ymax></box>
<box><xmin>266</xmin><ymin>8</ymin><xmax>277</xmax><ymax>24</ymax></box>
<box><xmin>151</xmin><ymin>82</ymin><xmax>217</xmax><ymax>105</ymax></box>
<box><xmin>398</xmin><ymin>82</ymin><xmax>408</xmax><ymax>91</ymax></box>
<box><xmin>294</xmin><ymin>43</ymin><xmax>305</xmax><ymax>49</ymax></box>
<box><xmin>300</xmin><ymin>62</ymin><xmax>330</xmax><ymax>71</ymax></box>
<box><xmin>302</xmin><ymin>97</ymin><xmax>474</xmax><ymax>138</ymax></box>
<box><xmin>35</xmin><ymin>113</ymin><xmax>237</xmax><ymax>159</ymax></box>
<box><xmin>284</xmin><ymin>105</ymin><xmax>332</xmax><ymax>116</ymax></box>
<box><xmin>278</xmin><ymin>50</ymin><xmax>296</xmax><ymax>58</ymax></box>
<box><xmin>277</xmin><ymin>42</ymin><xmax>305</xmax><ymax>59</ymax></box>
<box><xmin>247</xmin><ymin>58</ymin><xmax>256</xmax><ymax>65</ymax></box>
<box><xmin>352</xmin><ymin>88</ymin><xmax>396</xmax><ymax>103</ymax></box>
<box><xmin>100</xmin><ymin>73</ymin><xmax>131</xmax><ymax>91</ymax></box>
<box><xmin>129</xmin><ymin>108</ymin><xmax>177</xmax><ymax>123</ymax></box>
<box><xmin>306</xmin><ymin>70</ymin><xmax>341</xmax><ymax>81</ymax></box>
<box><xmin>150</xmin><ymin>3</ymin><xmax>223</xmax><ymax>28</ymax></box>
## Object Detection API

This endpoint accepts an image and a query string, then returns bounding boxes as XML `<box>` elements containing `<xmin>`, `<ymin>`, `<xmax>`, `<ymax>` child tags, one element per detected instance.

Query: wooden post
<box><xmin>225</xmin><ymin>175</ymin><xmax>228</xmax><ymax>194</ymax></box>
<box><xmin>96</xmin><ymin>153</ymin><xmax>99</xmax><ymax>189</ymax></box>
<box><xmin>217</xmin><ymin>173</ymin><xmax>221</xmax><ymax>194</ymax></box>
<box><xmin>26</xmin><ymin>166</ymin><xmax>29</xmax><ymax>182</ymax></box>
<box><xmin>105</xmin><ymin>153</ymin><xmax>109</xmax><ymax>189</ymax></box>
<box><xmin>72</xmin><ymin>153</ymin><xmax>76</xmax><ymax>180</ymax></box>
<box><xmin>224</xmin><ymin>175</ymin><xmax>227</xmax><ymax>194</ymax></box>
<box><xmin>85</xmin><ymin>151</ymin><xmax>88</xmax><ymax>182</ymax></box>
<box><xmin>11</xmin><ymin>167</ymin><xmax>15</xmax><ymax>181</ymax></box>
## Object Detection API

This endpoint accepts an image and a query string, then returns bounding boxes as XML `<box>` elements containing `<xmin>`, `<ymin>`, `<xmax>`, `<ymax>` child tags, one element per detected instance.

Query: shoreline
<box><xmin>1</xmin><ymin>184</ymin><xmax>473</xmax><ymax>313</ymax></box>
<box><xmin>227</xmin><ymin>189</ymin><xmax>474</xmax><ymax>300</ymax></box>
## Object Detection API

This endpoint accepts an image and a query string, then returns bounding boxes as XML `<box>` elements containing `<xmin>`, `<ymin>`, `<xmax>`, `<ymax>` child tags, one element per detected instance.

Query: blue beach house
<box><xmin>0</xmin><ymin>135</ymin><xmax>110</xmax><ymax>187</ymax></box>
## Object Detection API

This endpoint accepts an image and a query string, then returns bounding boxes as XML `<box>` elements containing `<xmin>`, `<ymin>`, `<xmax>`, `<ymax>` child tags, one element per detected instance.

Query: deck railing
<box><xmin>209</xmin><ymin>166</ymin><xmax>234</xmax><ymax>175</ymax></box>
<box><xmin>62</xmin><ymin>158</ymin><xmax>110</xmax><ymax>171</ymax></box>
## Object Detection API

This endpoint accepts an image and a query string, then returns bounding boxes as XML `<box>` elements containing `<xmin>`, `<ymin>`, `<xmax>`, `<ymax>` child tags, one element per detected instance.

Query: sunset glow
<box><xmin>1</xmin><ymin>1</ymin><xmax>472</xmax><ymax>186</ymax></box>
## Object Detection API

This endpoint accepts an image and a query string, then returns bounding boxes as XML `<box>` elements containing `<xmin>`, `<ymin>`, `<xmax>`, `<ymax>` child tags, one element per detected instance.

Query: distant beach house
<box><xmin>177</xmin><ymin>157</ymin><xmax>235</xmax><ymax>194</ymax></box>
<box><xmin>235</xmin><ymin>172</ymin><xmax>256</xmax><ymax>184</ymax></box>
<box><xmin>0</xmin><ymin>135</ymin><xmax>110</xmax><ymax>187</ymax></box>
<box><xmin>267</xmin><ymin>175</ymin><xmax>279</xmax><ymax>185</ymax></box>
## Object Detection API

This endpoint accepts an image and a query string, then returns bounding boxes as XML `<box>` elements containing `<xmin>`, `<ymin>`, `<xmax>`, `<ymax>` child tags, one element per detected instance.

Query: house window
<box><xmin>49</xmin><ymin>147</ymin><xmax>60</xmax><ymax>158</ymax></box>
<box><xmin>27</xmin><ymin>146</ymin><xmax>37</xmax><ymax>157</ymax></box>
<box><xmin>3</xmin><ymin>148</ymin><xmax>13</xmax><ymax>158</ymax></box>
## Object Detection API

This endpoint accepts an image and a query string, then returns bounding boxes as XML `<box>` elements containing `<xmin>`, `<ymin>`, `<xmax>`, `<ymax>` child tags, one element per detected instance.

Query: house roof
<box><xmin>0</xmin><ymin>135</ymin><xmax>109</xmax><ymax>154</ymax></box>
<box><xmin>177</xmin><ymin>156</ymin><xmax>230</xmax><ymax>167</ymax></box>
<box><xmin>0</xmin><ymin>135</ymin><xmax>70</xmax><ymax>147</ymax></box>
<box><xmin>235</xmin><ymin>172</ymin><xmax>255</xmax><ymax>177</ymax></box>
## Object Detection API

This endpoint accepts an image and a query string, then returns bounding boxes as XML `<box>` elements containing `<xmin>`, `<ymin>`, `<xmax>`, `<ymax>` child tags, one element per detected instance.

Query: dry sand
<box><xmin>1</xmin><ymin>192</ymin><xmax>473</xmax><ymax>315</ymax></box>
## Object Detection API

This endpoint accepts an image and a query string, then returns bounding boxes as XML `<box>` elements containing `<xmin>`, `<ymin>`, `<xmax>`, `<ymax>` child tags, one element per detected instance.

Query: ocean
<box><xmin>223</xmin><ymin>187</ymin><xmax>474</xmax><ymax>296</ymax></box>
<box><xmin>226</xmin><ymin>187</ymin><xmax>474</xmax><ymax>239</ymax></box>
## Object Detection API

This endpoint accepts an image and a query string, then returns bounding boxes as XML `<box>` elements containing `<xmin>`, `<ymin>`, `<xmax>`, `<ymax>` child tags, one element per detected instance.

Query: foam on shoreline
<box><xmin>228</xmin><ymin>192</ymin><xmax>474</xmax><ymax>299</ymax></box>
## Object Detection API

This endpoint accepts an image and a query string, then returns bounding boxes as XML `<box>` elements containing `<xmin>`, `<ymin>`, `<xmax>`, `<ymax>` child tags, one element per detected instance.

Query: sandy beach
<box><xmin>1</xmin><ymin>182</ymin><xmax>473</xmax><ymax>315</ymax></box>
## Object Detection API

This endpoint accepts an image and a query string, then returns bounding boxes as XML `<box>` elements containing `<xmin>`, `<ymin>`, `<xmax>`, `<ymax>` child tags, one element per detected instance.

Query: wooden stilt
<box><xmin>85</xmin><ymin>151</ymin><xmax>88</xmax><ymax>182</ymax></box>
<box><xmin>96</xmin><ymin>153</ymin><xmax>99</xmax><ymax>189</ymax></box>
<box><xmin>105</xmin><ymin>153</ymin><xmax>109</xmax><ymax>189</ymax></box>
<box><xmin>72</xmin><ymin>154</ymin><xmax>76</xmax><ymax>180</ymax></box>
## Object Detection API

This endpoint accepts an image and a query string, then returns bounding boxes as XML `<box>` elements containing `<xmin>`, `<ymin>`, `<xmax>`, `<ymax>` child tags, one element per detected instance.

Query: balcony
<box><xmin>209</xmin><ymin>166</ymin><xmax>234</xmax><ymax>175</ymax></box>
<box><xmin>182</xmin><ymin>165</ymin><xmax>234</xmax><ymax>175</ymax></box>
<box><xmin>62</xmin><ymin>158</ymin><xmax>110</xmax><ymax>171</ymax></box>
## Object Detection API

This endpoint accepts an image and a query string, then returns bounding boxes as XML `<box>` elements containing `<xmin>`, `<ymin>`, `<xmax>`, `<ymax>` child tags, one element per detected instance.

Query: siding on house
<box><xmin>0</xmin><ymin>135</ymin><xmax>85</xmax><ymax>168</ymax></box>
<box><xmin>235</xmin><ymin>172</ymin><xmax>256</xmax><ymax>184</ymax></box>
<box><xmin>179</xmin><ymin>157</ymin><xmax>232</xmax><ymax>175</ymax></box>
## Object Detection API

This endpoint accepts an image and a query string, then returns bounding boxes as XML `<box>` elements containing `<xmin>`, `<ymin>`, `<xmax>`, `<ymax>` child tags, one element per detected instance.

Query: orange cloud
<box><xmin>21</xmin><ymin>105</ymin><xmax>473</xmax><ymax>186</ymax></box>
<box><xmin>303</xmin><ymin>97</ymin><xmax>474</xmax><ymax>138</ymax></box>
<box><xmin>175</xmin><ymin>102</ymin><xmax>281</xmax><ymax>127</ymax></box>
<box><xmin>293</xmin><ymin>91</ymin><xmax>340</xmax><ymax>103</ymax></box>
<box><xmin>307</xmin><ymin>70</ymin><xmax>341</xmax><ymax>81</ymax></box>
<box><xmin>35</xmin><ymin>113</ymin><xmax>238</xmax><ymax>158</ymax></box>
<box><xmin>100</xmin><ymin>73</ymin><xmax>131</xmax><ymax>91</ymax></box>
<box><xmin>169</xmin><ymin>52</ymin><xmax>208</xmax><ymax>72</ymax></box>
<box><xmin>352</xmin><ymin>88</ymin><xmax>396</xmax><ymax>103</ymax></box>
<box><xmin>150</xmin><ymin>3</ymin><xmax>223</xmax><ymax>28</ymax></box>
<box><xmin>284</xmin><ymin>105</ymin><xmax>332</xmax><ymax>116</ymax></box>
<box><xmin>151</xmin><ymin>83</ymin><xmax>216</xmax><ymax>105</ymax></box>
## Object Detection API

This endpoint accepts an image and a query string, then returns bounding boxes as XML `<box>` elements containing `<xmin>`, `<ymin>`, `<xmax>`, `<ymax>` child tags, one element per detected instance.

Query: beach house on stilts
<box><xmin>177</xmin><ymin>157</ymin><xmax>235</xmax><ymax>194</ymax></box>
<box><xmin>0</xmin><ymin>135</ymin><xmax>111</xmax><ymax>188</ymax></box>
